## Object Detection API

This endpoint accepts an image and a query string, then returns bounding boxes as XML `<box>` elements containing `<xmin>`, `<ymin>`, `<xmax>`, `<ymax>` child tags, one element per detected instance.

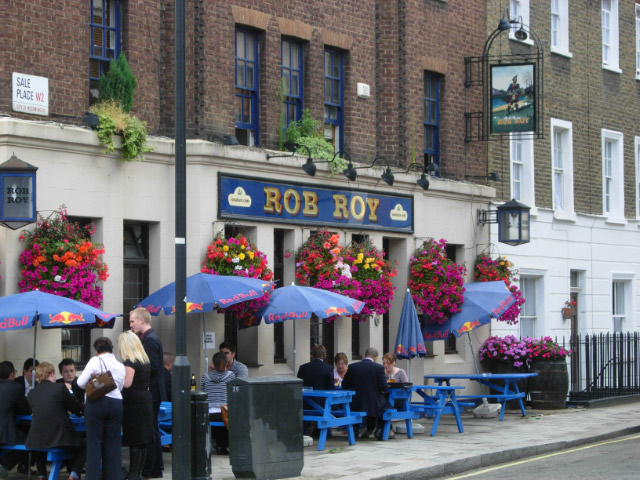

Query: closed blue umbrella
<box><xmin>394</xmin><ymin>289</ymin><xmax>427</xmax><ymax>381</ymax></box>
<box><xmin>255</xmin><ymin>284</ymin><xmax>365</xmax><ymax>371</ymax></box>
<box><xmin>136</xmin><ymin>272</ymin><xmax>273</xmax><ymax>316</ymax></box>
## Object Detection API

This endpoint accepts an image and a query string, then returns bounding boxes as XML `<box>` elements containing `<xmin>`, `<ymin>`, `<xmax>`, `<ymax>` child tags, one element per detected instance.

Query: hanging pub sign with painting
<box><xmin>490</xmin><ymin>63</ymin><xmax>536</xmax><ymax>134</ymax></box>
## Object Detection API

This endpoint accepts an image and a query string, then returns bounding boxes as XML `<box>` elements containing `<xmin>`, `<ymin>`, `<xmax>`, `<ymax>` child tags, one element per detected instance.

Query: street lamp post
<box><xmin>172</xmin><ymin>0</ymin><xmax>191</xmax><ymax>477</ymax></box>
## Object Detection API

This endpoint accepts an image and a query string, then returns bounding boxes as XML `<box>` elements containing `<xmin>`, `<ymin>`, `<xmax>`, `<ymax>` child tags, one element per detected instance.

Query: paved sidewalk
<box><xmin>201</xmin><ymin>402</ymin><xmax>640</xmax><ymax>480</ymax></box>
<box><xmin>10</xmin><ymin>402</ymin><xmax>639</xmax><ymax>479</ymax></box>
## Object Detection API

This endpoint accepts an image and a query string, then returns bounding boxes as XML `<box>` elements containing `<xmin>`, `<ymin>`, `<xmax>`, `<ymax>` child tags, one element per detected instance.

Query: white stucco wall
<box><xmin>490</xmin><ymin>206</ymin><xmax>640</xmax><ymax>340</ymax></box>
<box><xmin>0</xmin><ymin>117</ymin><xmax>495</xmax><ymax>392</ymax></box>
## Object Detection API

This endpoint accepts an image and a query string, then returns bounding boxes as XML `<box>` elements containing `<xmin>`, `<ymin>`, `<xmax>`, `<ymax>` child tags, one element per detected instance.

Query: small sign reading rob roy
<box><xmin>218</xmin><ymin>174</ymin><xmax>414</xmax><ymax>233</ymax></box>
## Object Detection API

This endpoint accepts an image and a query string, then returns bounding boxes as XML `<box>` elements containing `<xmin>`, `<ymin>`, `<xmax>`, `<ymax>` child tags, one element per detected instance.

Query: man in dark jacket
<box><xmin>297</xmin><ymin>345</ymin><xmax>334</xmax><ymax>390</ymax></box>
<box><xmin>0</xmin><ymin>361</ymin><xmax>31</xmax><ymax>478</ymax></box>
<box><xmin>14</xmin><ymin>358</ymin><xmax>38</xmax><ymax>397</ymax></box>
<box><xmin>130</xmin><ymin>307</ymin><xmax>166</xmax><ymax>479</ymax></box>
<box><xmin>341</xmin><ymin>346</ymin><xmax>388</xmax><ymax>439</ymax></box>
<box><xmin>56</xmin><ymin>358</ymin><xmax>85</xmax><ymax>405</ymax></box>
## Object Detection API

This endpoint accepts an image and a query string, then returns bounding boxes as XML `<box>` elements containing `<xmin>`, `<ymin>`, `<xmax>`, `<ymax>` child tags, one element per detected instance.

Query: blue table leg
<box><xmin>317</xmin><ymin>427</ymin><xmax>328</xmax><ymax>451</ymax></box>
<box><xmin>381</xmin><ymin>419</ymin><xmax>392</xmax><ymax>440</ymax></box>
<box><xmin>346</xmin><ymin>424</ymin><xmax>356</xmax><ymax>445</ymax></box>
<box><xmin>450</xmin><ymin>395</ymin><xmax>464</xmax><ymax>433</ymax></box>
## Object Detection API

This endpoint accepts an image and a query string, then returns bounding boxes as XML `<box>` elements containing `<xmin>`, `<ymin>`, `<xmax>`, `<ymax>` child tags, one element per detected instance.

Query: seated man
<box><xmin>219</xmin><ymin>341</ymin><xmax>248</xmax><ymax>378</ymax></box>
<box><xmin>0</xmin><ymin>361</ymin><xmax>31</xmax><ymax>479</ymax></box>
<box><xmin>56</xmin><ymin>358</ymin><xmax>85</xmax><ymax>405</ymax></box>
<box><xmin>14</xmin><ymin>358</ymin><xmax>39</xmax><ymax>397</ymax></box>
<box><xmin>297</xmin><ymin>345</ymin><xmax>334</xmax><ymax>391</ymax></box>
<box><xmin>342</xmin><ymin>346</ymin><xmax>388</xmax><ymax>439</ymax></box>
<box><xmin>202</xmin><ymin>352</ymin><xmax>235</xmax><ymax>455</ymax></box>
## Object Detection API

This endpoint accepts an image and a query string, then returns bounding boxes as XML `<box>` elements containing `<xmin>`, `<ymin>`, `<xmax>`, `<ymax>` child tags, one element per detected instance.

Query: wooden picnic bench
<box><xmin>424</xmin><ymin>373</ymin><xmax>538</xmax><ymax>421</ymax></box>
<box><xmin>0</xmin><ymin>444</ymin><xmax>72</xmax><ymax>480</ymax></box>
<box><xmin>302</xmin><ymin>389</ymin><xmax>366</xmax><ymax>451</ymax></box>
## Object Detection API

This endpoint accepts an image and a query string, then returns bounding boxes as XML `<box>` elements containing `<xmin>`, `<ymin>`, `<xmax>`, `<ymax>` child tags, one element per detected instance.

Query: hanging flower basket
<box><xmin>18</xmin><ymin>206</ymin><xmax>109</xmax><ymax>308</ymax></box>
<box><xmin>473</xmin><ymin>254</ymin><xmax>525</xmax><ymax>325</ymax></box>
<box><xmin>293</xmin><ymin>230</ymin><xmax>397</xmax><ymax>323</ymax></box>
<box><xmin>408</xmin><ymin>238</ymin><xmax>466</xmax><ymax>325</ymax></box>
<box><xmin>201</xmin><ymin>234</ymin><xmax>273</xmax><ymax>328</ymax></box>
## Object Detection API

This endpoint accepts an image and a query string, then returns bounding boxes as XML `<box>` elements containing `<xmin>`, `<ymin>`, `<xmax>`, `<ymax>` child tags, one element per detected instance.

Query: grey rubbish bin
<box><xmin>227</xmin><ymin>376</ymin><xmax>303</xmax><ymax>479</ymax></box>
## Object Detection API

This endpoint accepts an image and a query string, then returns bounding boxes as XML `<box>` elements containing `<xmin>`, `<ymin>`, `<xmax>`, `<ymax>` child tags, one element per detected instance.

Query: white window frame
<box><xmin>636</xmin><ymin>4</ymin><xmax>640</xmax><ymax>79</ymax></box>
<box><xmin>611</xmin><ymin>274</ymin><xmax>633</xmax><ymax>333</ymax></box>
<box><xmin>601</xmin><ymin>129</ymin><xmax>624</xmax><ymax>221</ymax></box>
<box><xmin>550</xmin><ymin>0</ymin><xmax>571</xmax><ymax>57</ymax></box>
<box><xmin>601</xmin><ymin>0</ymin><xmax>621</xmax><ymax>73</ymax></box>
<box><xmin>519</xmin><ymin>276</ymin><xmax>539</xmax><ymax>338</ymax></box>
<box><xmin>636</xmin><ymin>136</ymin><xmax>640</xmax><ymax>219</ymax></box>
<box><xmin>551</xmin><ymin>119</ymin><xmax>574</xmax><ymax>218</ymax></box>
<box><xmin>510</xmin><ymin>133</ymin><xmax>535</xmax><ymax>209</ymax></box>
<box><xmin>509</xmin><ymin>0</ymin><xmax>533</xmax><ymax>45</ymax></box>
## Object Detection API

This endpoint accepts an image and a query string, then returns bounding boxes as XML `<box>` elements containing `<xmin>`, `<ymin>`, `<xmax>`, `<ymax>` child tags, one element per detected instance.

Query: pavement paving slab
<box><xmin>6</xmin><ymin>403</ymin><xmax>640</xmax><ymax>479</ymax></box>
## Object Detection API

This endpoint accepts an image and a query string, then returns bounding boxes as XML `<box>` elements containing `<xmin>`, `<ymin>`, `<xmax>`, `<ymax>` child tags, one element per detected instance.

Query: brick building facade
<box><xmin>483</xmin><ymin>1</ymin><xmax>640</xmax><ymax>342</ymax></box>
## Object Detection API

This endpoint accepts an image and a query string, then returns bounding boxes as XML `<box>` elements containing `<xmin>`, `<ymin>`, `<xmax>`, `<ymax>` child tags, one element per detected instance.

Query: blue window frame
<box><xmin>235</xmin><ymin>29</ymin><xmax>259</xmax><ymax>146</ymax></box>
<box><xmin>281</xmin><ymin>39</ymin><xmax>303</xmax><ymax>128</ymax></box>
<box><xmin>89</xmin><ymin>0</ymin><xmax>121</xmax><ymax>104</ymax></box>
<box><xmin>424</xmin><ymin>72</ymin><xmax>441</xmax><ymax>172</ymax></box>
<box><xmin>324</xmin><ymin>49</ymin><xmax>344</xmax><ymax>153</ymax></box>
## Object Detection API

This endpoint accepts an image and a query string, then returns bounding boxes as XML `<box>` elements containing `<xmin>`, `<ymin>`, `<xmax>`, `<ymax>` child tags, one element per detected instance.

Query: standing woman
<box><xmin>117</xmin><ymin>331</ymin><xmax>154</xmax><ymax>480</ymax></box>
<box><xmin>77</xmin><ymin>337</ymin><xmax>125</xmax><ymax>480</ymax></box>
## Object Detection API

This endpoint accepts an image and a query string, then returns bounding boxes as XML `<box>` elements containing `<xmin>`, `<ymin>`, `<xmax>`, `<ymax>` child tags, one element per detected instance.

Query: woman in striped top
<box><xmin>202</xmin><ymin>352</ymin><xmax>235</xmax><ymax>454</ymax></box>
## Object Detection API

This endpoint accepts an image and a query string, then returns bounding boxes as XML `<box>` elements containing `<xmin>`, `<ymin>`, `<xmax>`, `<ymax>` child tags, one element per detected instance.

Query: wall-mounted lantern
<box><xmin>478</xmin><ymin>198</ymin><xmax>530</xmax><ymax>246</ymax></box>
<box><xmin>0</xmin><ymin>153</ymin><xmax>38</xmax><ymax>230</ymax></box>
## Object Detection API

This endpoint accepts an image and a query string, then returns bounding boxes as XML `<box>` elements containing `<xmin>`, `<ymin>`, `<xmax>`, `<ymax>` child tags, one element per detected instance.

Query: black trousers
<box><xmin>209</xmin><ymin>412</ymin><xmax>228</xmax><ymax>451</ymax></box>
<box><xmin>143</xmin><ymin>400</ymin><xmax>163</xmax><ymax>476</ymax></box>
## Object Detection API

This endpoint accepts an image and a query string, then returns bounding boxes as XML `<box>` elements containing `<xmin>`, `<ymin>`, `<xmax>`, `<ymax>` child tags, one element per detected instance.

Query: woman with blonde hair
<box><xmin>117</xmin><ymin>331</ymin><xmax>154</xmax><ymax>480</ymax></box>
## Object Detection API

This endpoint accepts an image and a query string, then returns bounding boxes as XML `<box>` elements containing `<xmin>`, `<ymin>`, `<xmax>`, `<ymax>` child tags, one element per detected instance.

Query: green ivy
<box><xmin>282</xmin><ymin>109</ymin><xmax>347</xmax><ymax>174</ymax></box>
<box><xmin>90</xmin><ymin>100</ymin><xmax>153</xmax><ymax>162</ymax></box>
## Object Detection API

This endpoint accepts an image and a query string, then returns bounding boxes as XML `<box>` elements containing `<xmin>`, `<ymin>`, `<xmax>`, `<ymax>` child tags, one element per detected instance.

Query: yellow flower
<box><xmin>364</xmin><ymin>264</ymin><xmax>370</xmax><ymax>269</ymax></box>
<box><xmin>223</xmin><ymin>245</ymin><xmax>229</xmax><ymax>252</ymax></box>
<box><xmin>500</xmin><ymin>262</ymin><xmax>504</xmax><ymax>266</ymax></box>
<box><xmin>357</xmin><ymin>253</ymin><xmax>364</xmax><ymax>260</ymax></box>
<box><xmin>248</xmin><ymin>251</ymin><xmax>255</xmax><ymax>259</ymax></box>
<box><xmin>241</xmin><ymin>245</ymin><xmax>246</xmax><ymax>250</ymax></box>
<box><xmin>239</xmin><ymin>253</ymin><xmax>245</xmax><ymax>260</ymax></box>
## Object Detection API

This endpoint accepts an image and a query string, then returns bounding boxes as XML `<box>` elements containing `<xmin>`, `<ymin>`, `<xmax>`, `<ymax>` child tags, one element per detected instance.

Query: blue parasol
<box><xmin>255</xmin><ymin>284</ymin><xmax>365</xmax><ymax>372</ymax></box>
<box><xmin>423</xmin><ymin>281</ymin><xmax>516</xmax><ymax>371</ymax></box>
<box><xmin>136</xmin><ymin>272</ymin><xmax>273</xmax><ymax>316</ymax></box>
<box><xmin>394</xmin><ymin>289</ymin><xmax>427</xmax><ymax>381</ymax></box>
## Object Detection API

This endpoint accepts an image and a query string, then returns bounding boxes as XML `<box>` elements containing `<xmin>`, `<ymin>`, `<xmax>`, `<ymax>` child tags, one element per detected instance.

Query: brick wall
<box><xmin>0</xmin><ymin>0</ymin><xmax>488</xmax><ymax>176</ymax></box>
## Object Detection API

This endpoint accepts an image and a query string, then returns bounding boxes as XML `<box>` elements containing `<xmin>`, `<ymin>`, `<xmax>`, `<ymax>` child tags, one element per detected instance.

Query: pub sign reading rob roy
<box><xmin>219</xmin><ymin>174</ymin><xmax>414</xmax><ymax>233</ymax></box>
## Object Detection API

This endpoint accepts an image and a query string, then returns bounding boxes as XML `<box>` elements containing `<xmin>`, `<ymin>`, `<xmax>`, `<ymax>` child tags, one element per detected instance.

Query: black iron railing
<box><xmin>562</xmin><ymin>332</ymin><xmax>640</xmax><ymax>401</ymax></box>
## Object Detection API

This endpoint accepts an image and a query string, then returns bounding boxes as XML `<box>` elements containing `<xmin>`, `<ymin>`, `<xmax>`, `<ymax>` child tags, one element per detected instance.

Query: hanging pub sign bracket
<box><xmin>464</xmin><ymin>11</ymin><xmax>544</xmax><ymax>142</ymax></box>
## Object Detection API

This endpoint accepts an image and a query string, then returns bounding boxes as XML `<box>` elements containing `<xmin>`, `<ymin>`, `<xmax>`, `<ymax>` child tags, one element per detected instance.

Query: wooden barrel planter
<box><xmin>485</xmin><ymin>361</ymin><xmax>529</xmax><ymax>409</ymax></box>
<box><xmin>528</xmin><ymin>359</ymin><xmax>569</xmax><ymax>409</ymax></box>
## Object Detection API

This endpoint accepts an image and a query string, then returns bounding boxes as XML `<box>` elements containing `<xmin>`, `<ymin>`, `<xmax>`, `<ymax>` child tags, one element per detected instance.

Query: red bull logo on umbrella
<box><xmin>218</xmin><ymin>290</ymin><xmax>259</xmax><ymax>306</ymax></box>
<box><xmin>324</xmin><ymin>306</ymin><xmax>349</xmax><ymax>316</ymax></box>
<box><xmin>265</xmin><ymin>311</ymin><xmax>309</xmax><ymax>323</ymax></box>
<box><xmin>144</xmin><ymin>305</ymin><xmax>163</xmax><ymax>314</ymax></box>
<box><xmin>48</xmin><ymin>312</ymin><xmax>86</xmax><ymax>325</ymax></box>
<box><xmin>492</xmin><ymin>298</ymin><xmax>513</xmax><ymax>317</ymax></box>
<box><xmin>170</xmin><ymin>302</ymin><xmax>204</xmax><ymax>314</ymax></box>
<box><xmin>0</xmin><ymin>316</ymin><xmax>30</xmax><ymax>330</ymax></box>
<box><xmin>456</xmin><ymin>320</ymin><xmax>480</xmax><ymax>336</ymax></box>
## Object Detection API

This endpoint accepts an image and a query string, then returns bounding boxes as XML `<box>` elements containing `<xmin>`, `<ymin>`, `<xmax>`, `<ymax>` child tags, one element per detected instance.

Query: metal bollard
<box><xmin>191</xmin><ymin>390</ymin><xmax>211</xmax><ymax>480</ymax></box>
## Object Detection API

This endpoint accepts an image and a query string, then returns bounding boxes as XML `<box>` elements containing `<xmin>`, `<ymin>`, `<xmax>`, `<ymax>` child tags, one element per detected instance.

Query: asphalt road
<box><xmin>436</xmin><ymin>433</ymin><xmax>640</xmax><ymax>480</ymax></box>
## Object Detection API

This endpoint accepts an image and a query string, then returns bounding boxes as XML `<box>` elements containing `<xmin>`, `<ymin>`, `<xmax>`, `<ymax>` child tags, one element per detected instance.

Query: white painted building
<box><xmin>0</xmin><ymin>117</ymin><xmax>496</xmax><ymax>390</ymax></box>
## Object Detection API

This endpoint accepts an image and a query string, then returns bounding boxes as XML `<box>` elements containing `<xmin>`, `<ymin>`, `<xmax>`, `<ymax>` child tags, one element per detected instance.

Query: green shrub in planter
<box><xmin>98</xmin><ymin>53</ymin><xmax>137</xmax><ymax>113</ymax></box>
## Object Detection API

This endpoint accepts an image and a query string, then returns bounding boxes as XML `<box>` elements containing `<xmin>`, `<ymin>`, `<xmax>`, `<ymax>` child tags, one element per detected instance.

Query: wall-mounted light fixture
<box><xmin>0</xmin><ymin>153</ymin><xmax>38</xmax><ymax>230</ymax></box>
<box><xmin>343</xmin><ymin>155</ymin><xmax>394</xmax><ymax>186</ymax></box>
<box><xmin>478</xmin><ymin>198</ymin><xmax>530</xmax><ymax>246</ymax></box>
<box><xmin>405</xmin><ymin>163</ymin><xmax>430</xmax><ymax>191</ymax></box>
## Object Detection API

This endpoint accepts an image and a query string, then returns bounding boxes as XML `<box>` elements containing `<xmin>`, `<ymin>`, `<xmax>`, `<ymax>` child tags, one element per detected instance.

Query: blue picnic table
<box><xmin>302</xmin><ymin>389</ymin><xmax>365</xmax><ymax>451</ymax></box>
<box><xmin>379</xmin><ymin>385</ymin><xmax>421</xmax><ymax>441</ymax></box>
<box><xmin>409</xmin><ymin>384</ymin><xmax>465</xmax><ymax>436</ymax></box>
<box><xmin>424</xmin><ymin>373</ymin><xmax>538</xmax><ymax>421</ymax></box>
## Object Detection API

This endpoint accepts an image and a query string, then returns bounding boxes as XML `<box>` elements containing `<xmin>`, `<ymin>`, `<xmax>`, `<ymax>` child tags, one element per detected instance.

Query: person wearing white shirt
<box><xmin>77</xmin><ymin>337</ymin><xmax>125</xmax><ymax>480</ymax></box>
